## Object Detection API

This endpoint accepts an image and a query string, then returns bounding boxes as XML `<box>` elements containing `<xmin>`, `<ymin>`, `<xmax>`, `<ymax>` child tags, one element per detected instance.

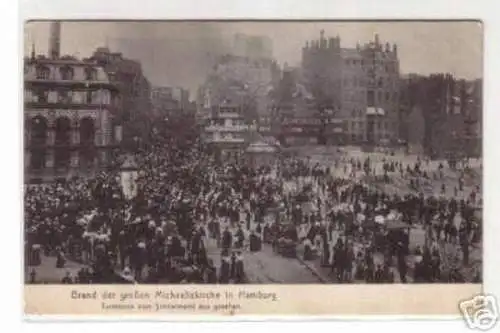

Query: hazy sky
<box><xmin>24</xmin><ymin>21</ymin><xmax>482</xmax><ymax>93</ymax></box>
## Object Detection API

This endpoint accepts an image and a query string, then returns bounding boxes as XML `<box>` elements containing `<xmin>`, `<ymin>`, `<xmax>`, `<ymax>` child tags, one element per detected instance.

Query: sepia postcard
<box><xmin>23</xmin><ymin>20</ymin><xmax>484</xmax><ymax>318</ymax></box>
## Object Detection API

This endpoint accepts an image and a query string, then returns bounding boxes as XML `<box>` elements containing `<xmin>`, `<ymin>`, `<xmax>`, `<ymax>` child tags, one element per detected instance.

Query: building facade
<box><xmin>202</xmin><ymin>103</ymin><xmax>250</xmax><ymax>163</ymax></box>
<box><xmin>151</xmin><ymin>86</ymin><xmax>190</xmax><ymax>117</ymax></box>
<box><xmin>89</xmin><ymin>47</ymin><xmax>151</xmax><ymax>145</ymax></box>
<box><xmin>24</xmin><ymin>54</ymin><xmax>119</xmax><ymax>182</ymax></box>
<box><xmin>400</xmin><ymin>73</ymin><xmax>482</xmax><ymax>158</ymax></box>
<box><xmin>267</xmin><ymin>66</ymin><xmax>347</xmax><ymax>146</ymax></box>
<box><xmin>198</xmin><ymin>54</ymin><xmax>280</xmax><ymax>120</ymax></box>
<box><xmin>301</xmin><ymin>31</ymin><xmax>400</xmax><ymax>145</ymax></box>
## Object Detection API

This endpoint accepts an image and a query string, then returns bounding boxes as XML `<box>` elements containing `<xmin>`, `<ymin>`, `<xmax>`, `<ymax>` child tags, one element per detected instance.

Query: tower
<box><xmin>49</xmin><ymin>21</ymin><xmax>61</xmax><ymax>59</ymax></box>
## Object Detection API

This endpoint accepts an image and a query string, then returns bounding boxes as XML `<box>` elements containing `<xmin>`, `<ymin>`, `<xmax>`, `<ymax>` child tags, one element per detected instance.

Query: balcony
<box><xmin>24</xmin><ymin>79</ymin><xmax>118</xmax><ymax>91</ymax></box>
<box><xmin>204</xmin><ymin>124</ymin><xmax>249</xmax><ymax>132</ymax></box>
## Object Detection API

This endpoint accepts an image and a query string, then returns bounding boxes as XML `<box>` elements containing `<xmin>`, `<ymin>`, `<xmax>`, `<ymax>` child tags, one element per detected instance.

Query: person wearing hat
<box><xmin>56</xmin><ymin>247</ymin><xmax>66</xmax><ymax>269</ymax></box>
<box><xmin>221</xmin><ymin>226</ymin><xmax>232</xmax><ymax>251</ymax></box>
<box><xmin>219</xmin><ymin>251</ymin><xmax>231</xmax><ymax>284</ymax></box>
<box><xmin>29</xmin><ymin>268</ymin><xmax>37</xmax><ymax>284</ymax></box>
<box><xmin>374</xmin><ymin>264</ymin><xmax>385</xmax><ymax>283</ymax></box>
<box><xmin>233</xmin><ymin>251</ymin><xmax>245</xmax><ymax>283</ymax></box>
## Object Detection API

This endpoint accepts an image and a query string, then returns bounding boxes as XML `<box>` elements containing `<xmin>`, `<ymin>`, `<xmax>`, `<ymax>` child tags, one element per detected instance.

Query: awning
<box><xmin>366</xmin><ymin>107</ymin><xmax>385</xmax><ymax>116</ymax></box>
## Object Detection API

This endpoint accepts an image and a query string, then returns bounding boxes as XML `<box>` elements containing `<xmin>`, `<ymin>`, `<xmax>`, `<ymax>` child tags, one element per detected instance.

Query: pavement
<box><xmin>25</xmin><ymin>253</ymin><xmax>88</xmax><ymax>284</ymax></box>
<box><xmin>202</xmin><ymin>212</ymin><xmax>323</xmax><ymax>284</ymax></box>
<box><xmin>279</xmin><ymin>155</ymin><xmax>482</xmax><ymax>283</ymax></box>
<box><xmin>203</xmin><ymin>236</ymin><xmax>322</xmax><ymax>284</ymax></box>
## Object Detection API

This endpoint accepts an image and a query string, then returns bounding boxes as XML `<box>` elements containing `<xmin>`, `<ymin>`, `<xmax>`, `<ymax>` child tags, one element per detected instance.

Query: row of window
<box><xmin>343</xmin><ymin>76</ymin><xmax>398</xmax><ymax>89</ymax></box>
<box><xmin>27</xmin><ymin>65</ymin><xmax>99</xmax><ymax>81</ymax></box>
<box><xmin>348</xmin><ymin>133</ymin><xmax>392</xmax><ymax>141</ymax></box>
<box><xmin>28</xmin><ymin>150</ymin><xmax>97</xmax><ymax>170</ymax></box>
<box><xmin>342</xmin><ymin>89</ymin><xmax>398</xmax><ymax>105</ymax></box>
<box><xmin>367</xmin><ymin>90</ymin><xmax>399</xmax><ymax>105</ymax></box>
<box><xmin>343</xmin><ymin>58</ymin><xmax>397</xmax><ymax>73</ymax></box>
<box><xmin>348</xmin><ymin>120</ymin><xmax>394</xmax><ymax>132</ymax></box>
<box><xmin>27</xmin><ymin>117</ymin><xmax>96</xmax><ymax>146</ymax></box>
<box><xmin>208</xmin><ymin>119</ymin><xmax>246</xmax><ymax>127</ymax></box>
<box><xmin>24</xmin><ymin>89</ymin><xmax>113</xmax><ymax>105</ymax></box>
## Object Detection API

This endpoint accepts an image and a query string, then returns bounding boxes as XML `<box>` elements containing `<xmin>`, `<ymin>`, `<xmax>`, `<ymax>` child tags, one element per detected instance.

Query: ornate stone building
<box><xmin>301</xmin><ymin>31</ymin><xmax>400</xmax><ymax>145</ymax></box>
<box><xmin>24</xmin><ymin>46</ymin><xmax>119</xmax><ymax>182</ymax></box>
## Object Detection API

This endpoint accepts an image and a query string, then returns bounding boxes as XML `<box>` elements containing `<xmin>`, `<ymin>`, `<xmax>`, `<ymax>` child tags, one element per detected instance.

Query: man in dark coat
<box><xmin>374</xmin><ymin>265</ymin><xmax>385</xmax><ymax>283</ymax></box>
<box><xmin>397</xmin><ymin>250</ymin><xmax>407</xmax><ymax>283</ymax></box>
<box><xmin>235</xmin><ymin>225</ymin><xmax>245</xmax><ymax>249</ymax></box>
<box><xmin>222</xmin><ymin>227</ymin><xmax>232</xmax><ymax>250</ymax></box>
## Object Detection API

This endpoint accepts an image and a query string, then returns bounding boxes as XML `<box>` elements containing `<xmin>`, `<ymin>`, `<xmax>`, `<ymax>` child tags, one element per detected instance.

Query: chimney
<box><xmin>49</xmin><ymin>21</ymin><xmax>61</xmax><ymax>59</ymax></box>
<box><xmin>31</xmin><ymin>42</ymin><xmax>36</xmax><ymax>60</ymax></box>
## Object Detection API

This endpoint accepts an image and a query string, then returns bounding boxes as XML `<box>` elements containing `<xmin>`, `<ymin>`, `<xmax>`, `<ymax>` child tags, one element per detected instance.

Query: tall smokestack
<box><xmin>49</xmin><ymin>21</ymin><xmax>61</xmax><ymax>59</ymax></box>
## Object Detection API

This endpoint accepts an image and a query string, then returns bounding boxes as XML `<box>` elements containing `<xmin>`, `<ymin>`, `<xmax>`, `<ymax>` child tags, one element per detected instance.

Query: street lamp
<box><xmin>119</xmin><ymin>155</ymin><xmax>139</xmax><ymax>201</ymax></box>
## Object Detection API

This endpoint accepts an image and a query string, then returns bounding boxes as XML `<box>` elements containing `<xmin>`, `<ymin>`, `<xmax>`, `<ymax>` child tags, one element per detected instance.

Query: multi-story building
<box><xmin>89</xmin><ymin>47</ymin><xmax>151</xmax><ymax>145</ymax></box>
<box><xmin>267</xmin><ymin>66</ymin><xmax>347</xmax><ymax>146</ymax></box>
<box><xmin>203</xmin><ymin>103</ymin><xmax>250</xmax><ymax>163</ymax></box>
<box><xmin>151</xmin><ymin>86</ymin><xmax>190</xmax><ymax>117</ymax></box>
<box><xmin>24</xmin><ymin>24</ymin><xmax>119</xmax><ymax>182</ymax></box>
<box><xmin>268</xmin><ymin>67</ymin><xmax>319</xmax><ymax>145</ymax></box>
<box><xmin>301</xmin><ymin>31</ymin><xmax>400</xmax><ymax>145</ymax></box>
<box><xmin>402</xmin><ymin>74</ymin><xmax>482</xmax><ymax>158</ymax></box>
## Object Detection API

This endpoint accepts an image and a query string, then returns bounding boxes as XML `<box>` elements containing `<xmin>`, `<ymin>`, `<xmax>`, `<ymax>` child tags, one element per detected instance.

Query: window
<box><xmin>86</xmin><ymin>90</ymin><xmax>93</xmax><ymax>104</ymax></box>
<box><xmin>36</xmin><ymin>66</ymin><xmax>50</xmax><ymax>80</ymax></box>
<box><xmin>58</xmin><ymin>90</ymin><xmax>72</xmax><ymax>103</ymax></box>
<box><xmin>59</xmin><ymin>66</ymin><xmax>74</xmax><ymax>80</ymax></box>
<box><xmin>37</xmin><ymin>90</ymin><xmax>49</xmax><ymax>103</ymax></box>
<box><xmin>385</xmin><ymin>91</ymin><xmax>390</xmax><ymax>102</ymax></box>
<box><xmin>24</xmin><ymin>89</ymin><xmax>36</xmax><ymax>103</ymax></box>
<box><xmin>367</xmin><ymin>90</ymin><xmax>375</xmax><ymax>106</ymax></box>
<box><xmin>84</xmin><ymin>67</ymin><xmax>98</xmax><ymax>81</ymax></box>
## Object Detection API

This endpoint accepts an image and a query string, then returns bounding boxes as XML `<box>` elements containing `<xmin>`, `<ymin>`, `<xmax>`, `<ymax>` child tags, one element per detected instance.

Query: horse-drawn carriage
<box><xmin>275</xmin><ymin>237</ymin><xmax>298</xmax><ymax>258</ymax></box>
<box><xmin>371</xmin><ymin>214</ymin><xmax>411</xmax><ymax>255</ymax></box>
<box><xmin>268</xmin><ymin>223</ymin><xmax>299</xmax><ymax>258</ymax></box>
<box><xmin>168</xmin><ymin>257</ymin><xmax>205</xmax><ymax>283</ymax></box>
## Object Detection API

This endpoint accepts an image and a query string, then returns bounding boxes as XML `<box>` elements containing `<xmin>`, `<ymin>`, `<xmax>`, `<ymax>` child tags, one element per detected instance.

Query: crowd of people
<box><xmin>275</xmin><ymin>153</ymin><xmax>482</xmax><ymax>283</ymax></box>
<box><xmin>24</xmin><ymin>123</ymin><xmax>482</xmax><ymax>285</ymax></box>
